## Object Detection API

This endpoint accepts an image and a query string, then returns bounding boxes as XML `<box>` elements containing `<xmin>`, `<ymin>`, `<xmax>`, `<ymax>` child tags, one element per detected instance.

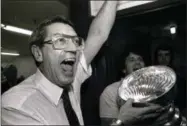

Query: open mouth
<box><xmin>60</xmin><ymin>58</ymin><xmax>76</xmax><ymax>75</ymax></box>
<box><xmin>133</xmin><ymin>67</ymin><xmax>142</xmax><ymax>71</ymax></box>
<box><xmin>133</xmin><ymin>68</ymin><xmax>139</xmax><ymax>71</ymax></box>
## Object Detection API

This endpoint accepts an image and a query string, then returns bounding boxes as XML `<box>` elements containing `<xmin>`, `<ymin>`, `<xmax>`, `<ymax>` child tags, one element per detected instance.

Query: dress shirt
<box><xmin>2</xmin><ymin>52</ymin><xmax>92</xmax><ymax>125</ymax></box>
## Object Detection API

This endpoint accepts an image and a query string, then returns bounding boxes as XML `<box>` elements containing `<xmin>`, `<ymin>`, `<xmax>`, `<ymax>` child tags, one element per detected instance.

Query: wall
<box><xmin>2</xmin><ymin>56</ymin><xmax>37</xmax><ymax>79</ymax></box>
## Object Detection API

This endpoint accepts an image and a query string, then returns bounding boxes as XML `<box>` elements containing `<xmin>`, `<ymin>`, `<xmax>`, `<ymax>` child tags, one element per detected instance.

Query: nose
<box><xmin>135</xmin><ymin>60</ymin><xmax>141</xmax><ymax>64</ymax></box>
<box><xmin>64</xmin><ymin>40</ymin><xmax>77</xmax><ymax>52</ymax></box>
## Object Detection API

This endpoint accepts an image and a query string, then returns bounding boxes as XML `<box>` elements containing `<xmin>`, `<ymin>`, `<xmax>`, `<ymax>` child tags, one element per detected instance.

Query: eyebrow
<box><xmin>128</xmin><ymin>57</ymin><xmax>138</xmax><ymax>59</ymax></box>
<box><xmin>128</xmin><ymin>55</ymin><xmax>142</xmax><ymax>59</ymax></box>
<box><xmin>52</xmin><ymin>33</ymin><xmax>77</xmax><ymax>37</ymax></box>
<box><xmin>158</xmin><ymin>52</ymin><xmax>170</xmax><ymax>54</ymax></box>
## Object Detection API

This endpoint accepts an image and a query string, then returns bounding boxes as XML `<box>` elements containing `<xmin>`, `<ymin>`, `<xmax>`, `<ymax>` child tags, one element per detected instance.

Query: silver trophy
<box><xmin>118</xmin><ymin>66</ymin><xmax>186</xmax><ymax>126</ymax></box>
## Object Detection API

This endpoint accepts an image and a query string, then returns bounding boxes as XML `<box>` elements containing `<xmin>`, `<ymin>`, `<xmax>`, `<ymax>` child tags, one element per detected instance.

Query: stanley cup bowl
<box><xmin>118</xmin><ymin>66</ymin><xmax>176</xmax><ymax>105</ymax></box>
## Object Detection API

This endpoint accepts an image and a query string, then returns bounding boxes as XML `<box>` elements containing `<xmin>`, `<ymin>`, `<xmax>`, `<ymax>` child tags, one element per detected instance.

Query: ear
<box><xmin>31</xmin><ymin>45</ymin><xmax>43</xmax><ymax>62</ymax></box>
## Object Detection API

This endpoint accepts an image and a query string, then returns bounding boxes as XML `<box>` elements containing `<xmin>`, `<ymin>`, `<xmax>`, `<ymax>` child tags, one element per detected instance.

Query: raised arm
<box><xmin>84</xmin><ymin>1</ymin><xmax>118</xmax><ymax>65</ymax></box>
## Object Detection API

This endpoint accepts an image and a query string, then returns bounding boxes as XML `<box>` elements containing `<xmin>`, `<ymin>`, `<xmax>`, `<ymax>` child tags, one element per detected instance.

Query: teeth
<box><xmin>64</xmin><ymin>58</ymin><xmax>75</xmax><ymax>62</ymax></box>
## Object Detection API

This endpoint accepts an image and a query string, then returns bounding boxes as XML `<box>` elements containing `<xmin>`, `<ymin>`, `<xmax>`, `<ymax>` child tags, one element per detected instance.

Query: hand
<box><xmin>117</xmin><ymin>99</ymin><xmax>164</xmax><ymax>125</ymax></box>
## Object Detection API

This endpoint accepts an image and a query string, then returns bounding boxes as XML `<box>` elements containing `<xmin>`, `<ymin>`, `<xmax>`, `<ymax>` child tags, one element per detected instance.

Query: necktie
<box><xmin>62</xmin><ymin>88</ymin><xmax>80</xmax><ymax>126</ymax></box>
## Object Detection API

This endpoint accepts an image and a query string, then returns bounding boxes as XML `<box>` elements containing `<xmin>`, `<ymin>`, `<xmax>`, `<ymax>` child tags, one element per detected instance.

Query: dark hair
<box><xmin>154</xmin><ymin>42</ymin><xmax>173</xmax><ymax>65</ymax></box>
<box><xmin>118</xmin><ymin>43</ymin><xmax>149</xmax><ymax>72</ymax></box>
<box><xmin>116</xmin><ymin>43</ymin><xmax>149</xmax><ymax>79</ymax></box>
<box><xmin>29</xmin><ymin>15</ymin><xmax>75</xmax><ymax>66</ymax></box>
<box><xmin>123</xmin><ymin>43</ymin><xmax>148</xmax><ymax>63</ymax></box>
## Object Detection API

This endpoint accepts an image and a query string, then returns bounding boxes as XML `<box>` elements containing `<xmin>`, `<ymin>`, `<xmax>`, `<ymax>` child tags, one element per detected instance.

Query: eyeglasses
<box><xmin>43</xmin><ymin>33</ymin><xmax>84</xmax><ymax>50</ymax></box>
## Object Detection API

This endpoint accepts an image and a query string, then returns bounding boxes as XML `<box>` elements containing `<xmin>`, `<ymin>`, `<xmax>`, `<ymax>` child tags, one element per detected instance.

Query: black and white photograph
<box><xmin>1</xmin><ymin>0</ymin><xmax>186</xmax><ymax>125</ymax></box>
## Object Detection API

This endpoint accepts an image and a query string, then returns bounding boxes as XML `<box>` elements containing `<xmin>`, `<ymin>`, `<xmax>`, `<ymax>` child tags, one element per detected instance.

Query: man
<box><xmin>2</xmin><ymin>1</ymin><xmax>162</xmax><ymax>125</ymax></box>
<box><xmin>2</xmin><ymin>65</ymin><xmax>18</xmax><ymax>94</ymax></box>
<box><xmin>154</xmin><ymin>42</ymin><xmax>186</xmax><ymax>116</ymax></box>
<box><xmin>100</xmin><ymin>45</ymin><xmax>164</xmax><ymax>126</ymax></box>
<box><xmin>154</xmin><ymin>43</ymin><xmax>173</xmax><ymax>67</ymax></box>
<box><xmin>2</xmin><ymin>1</ymin><xmax>119</xmax><ymax>125</ymax></box>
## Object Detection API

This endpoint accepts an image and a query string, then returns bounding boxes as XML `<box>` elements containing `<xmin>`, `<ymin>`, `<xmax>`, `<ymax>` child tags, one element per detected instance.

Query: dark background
<box><xmin>1</xmin><ymin>0</ymin><xmax>186</xmax><ymax>125</ymax></box>
<box><xmin>70</xmin><ymin>1</ymin><xmax>186</xmax><ymax>125</ymax></box>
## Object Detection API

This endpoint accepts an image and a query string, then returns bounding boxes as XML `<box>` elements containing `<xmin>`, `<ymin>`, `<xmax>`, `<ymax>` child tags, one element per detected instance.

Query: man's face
<box><xmin>157</xmin><ymin>50</ymin><xmax>171</xmax><ymax>66</ymax></box>
<box><xmin>40</xmin><ymin>23</ymin><xmax>79</xmax><ymax>87</ymax></box>
<box><xmin>125</xmin><ymin>52</ymin><xmax>145</xmax><ymax>74</ymax></box>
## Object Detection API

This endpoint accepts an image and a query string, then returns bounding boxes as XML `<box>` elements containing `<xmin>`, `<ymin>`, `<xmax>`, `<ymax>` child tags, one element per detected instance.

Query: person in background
<box><xmin>2</xmin><ymin>65</ymin><xmax>18</xmax><ymax>94</ymax></box>
<box><xmin>1</xmin><ymin>67</ymin><xmax>6</xmax><ymax>83</ymax></box>
<box><xmin>100</xmin><ymin>45</ymin><xmax>166</xmax><ymax>126</ymax></box>
<box><xmin>153</xmin><ymin>40</ymin><xmax>186</xmax><ymax>117</ymax></box>
<box><xmin>2</xmin><ymin>1</ymin><xmax>119</xmax><ymax>125</ymax></box>
<box><xmin>117</xmin><ymin>44</ymin><xmax>149</xmax><ymax>80</ymax></box>
<box><xmin>153</xmin><ymin>42</ymin><xmax>174</xmax><ymax>68</ymax></box>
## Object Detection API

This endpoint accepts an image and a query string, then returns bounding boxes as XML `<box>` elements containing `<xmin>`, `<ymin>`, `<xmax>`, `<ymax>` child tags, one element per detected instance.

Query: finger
<box><xmin>146</xmin><ymin>102</ymin><xmax>161</xmax><ymax>107</ymax></box>
<box><xmin>154</xmin><ymin>111</ymin><xmax>170</xmax><ymax>122</ymax></box>
<box><xmin>141</xmin><ymin>105</ymin><xmax>162</xmax><ymax>113</ymax></box>
<box><xmin>155</xmin><ymin>104</ymin><xmax>172</xmax><ymax>113</ymax></box>
<box><xmin>155</xmin><ymin>106</ymin><xmax>170</xmax><ymax>113</ymax></box>
<box><xmin>141</xmin><ymin>113</ymin><xmax>161</xmax><ymax>120</ymax></box>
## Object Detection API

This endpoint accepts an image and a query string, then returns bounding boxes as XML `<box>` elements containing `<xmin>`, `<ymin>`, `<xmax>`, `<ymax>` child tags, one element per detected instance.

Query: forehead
<box><xmin>127</xmin><ymin>52</ymin><xmax>142</xmax><ymax>59</ymax></box>
<box><xmin>44</xmin><ymin>22</ymin><xmax>77</xmax><ymax>38</ymax></box>
<box><xmin>158</xmin><ymin>50</ymin><xmax>170</xmax><ymax>54</ymax></box>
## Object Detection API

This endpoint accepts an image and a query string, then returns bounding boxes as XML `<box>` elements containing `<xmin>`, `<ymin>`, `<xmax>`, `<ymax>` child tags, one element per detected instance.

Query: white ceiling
<box><xmin>2</xmin><ymin>0</ymin><xmax>69</xmax><ymax>29</ymax></box>
<box><xmin>1</xmin><ymin>0</ymin><xmax>70</xmax><ymax>62</ymax></box>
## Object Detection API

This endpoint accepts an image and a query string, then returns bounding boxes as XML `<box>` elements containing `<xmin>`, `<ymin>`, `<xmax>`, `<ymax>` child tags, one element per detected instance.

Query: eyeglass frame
<box><xmin>42</xmin><ymin>33</ymin><xmax>85</xmax><ymax>50</ymax></box>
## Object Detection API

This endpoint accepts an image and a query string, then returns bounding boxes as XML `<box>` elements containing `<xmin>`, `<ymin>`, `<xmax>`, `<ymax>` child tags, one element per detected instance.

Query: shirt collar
<box><xmin>34</xmin><ymin>69</ymin><xmax>63</xmax><ymax>106</ymax></box>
